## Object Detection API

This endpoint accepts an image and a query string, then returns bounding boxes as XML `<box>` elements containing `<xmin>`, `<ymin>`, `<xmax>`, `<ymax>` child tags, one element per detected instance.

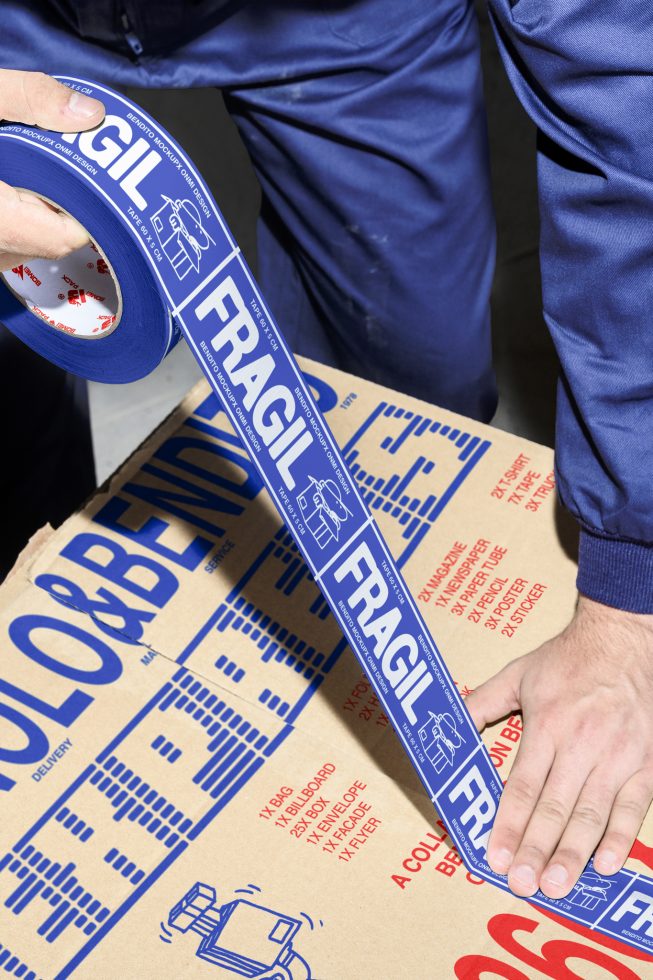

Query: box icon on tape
<box><xmin>151</xmin><ymin>195</ymin><xmax>215</xmax><ymax>281</ymax></box>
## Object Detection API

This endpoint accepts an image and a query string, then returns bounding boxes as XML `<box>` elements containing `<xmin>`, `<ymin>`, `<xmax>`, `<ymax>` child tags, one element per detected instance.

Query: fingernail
<box><xmin>511</xmin><ymin>864</ymin><xmax>536</xmax><ymax>888</ymax></box>
<box><xmin>489</xmin><ymin>847</ymin><xmax>513</xmax><ymax>873</ymax></box>
<box><xmin>595</xmin><ymin>850</ymin><xmax>619</xmax><ymax>874</ymax></box>
<box><xmin>542</xmin><ymin>863</ymin><xmax>568</xmax><ymax>887</ymax></box>
<box><xmin>67</xmin><ymin>91</ymin><xmax>103</xmax><ymax>120</ymax></box>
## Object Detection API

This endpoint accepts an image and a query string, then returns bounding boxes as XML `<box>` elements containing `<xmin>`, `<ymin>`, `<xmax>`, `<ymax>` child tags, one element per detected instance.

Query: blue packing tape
<box><xmin>1</xmin><ymin>77</ymin><xmax>652</xmax><ymax>958</ymax></box>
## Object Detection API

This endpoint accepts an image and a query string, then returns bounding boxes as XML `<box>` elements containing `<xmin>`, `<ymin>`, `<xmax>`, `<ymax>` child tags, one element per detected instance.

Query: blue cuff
<box><xmin>577</xmin><ymin>528</ymin><xmax>653</xmax><ymax>615</ymax></box>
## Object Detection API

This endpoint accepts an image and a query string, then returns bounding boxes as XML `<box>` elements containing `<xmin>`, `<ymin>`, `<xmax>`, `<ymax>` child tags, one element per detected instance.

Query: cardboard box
<box><xmin>1</xmin><ymin>358</ymin><xmax>651</xmax><ymax>979</ymax></box>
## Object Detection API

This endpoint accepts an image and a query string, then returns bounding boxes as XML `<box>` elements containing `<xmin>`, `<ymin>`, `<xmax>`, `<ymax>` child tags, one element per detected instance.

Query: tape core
<box><xmin>0</xmin><ymin>191</ymin><xmax>122</xmax><ymax>340</ymax></box>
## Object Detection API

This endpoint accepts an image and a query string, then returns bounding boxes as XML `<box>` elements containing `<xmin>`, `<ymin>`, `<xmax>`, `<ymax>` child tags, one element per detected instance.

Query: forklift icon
<box><xmin>167</xmin><ymin>882</ymin><xmax>312</xmax><ymax>979</ymax></box>
<box><xmin>418</xmin><ymin>712</ymin><xmax>465</xmax><ymax>774</ymax></box>
<box><xmin>297</xmin><ymin>476</ymin><xmax>352</xmax><ymax>549</ymax></box>
<box><xmin>151</xmin><ymin>195</ymin><xmax>214</xmax><ymax>280</ymax></box>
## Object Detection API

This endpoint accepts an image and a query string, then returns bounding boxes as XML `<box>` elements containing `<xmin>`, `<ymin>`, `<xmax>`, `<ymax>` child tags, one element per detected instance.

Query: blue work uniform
<box><xmin>0</xmin><ymin>0</ymin><xmax>650</xmax><ymax>613</ymax></box>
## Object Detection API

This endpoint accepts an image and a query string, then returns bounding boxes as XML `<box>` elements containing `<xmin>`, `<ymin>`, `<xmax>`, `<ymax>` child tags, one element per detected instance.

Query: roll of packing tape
<box><xmin>1</xmin><ymin>78</ymin><xmax>651</xmax><ymax>956</ymax></box>
<box><xmin>0</xmin><ymin>133</ymin><xmax>179</xmax><ymax>381</ymax></box>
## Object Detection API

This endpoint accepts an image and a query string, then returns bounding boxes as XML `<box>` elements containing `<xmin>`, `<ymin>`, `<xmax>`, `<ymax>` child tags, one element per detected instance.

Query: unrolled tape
<box><xmin>1</xmin><ymin>78</ymin><xmax>652</xmax><ymax>957</ymax></box>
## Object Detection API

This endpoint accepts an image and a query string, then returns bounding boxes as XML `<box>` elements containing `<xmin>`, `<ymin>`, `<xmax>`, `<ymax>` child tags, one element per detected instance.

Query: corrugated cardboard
<box><xmin>1</xmin><ymin>357</ymin><xmax>651</xmax><ymax>979</ymax></box>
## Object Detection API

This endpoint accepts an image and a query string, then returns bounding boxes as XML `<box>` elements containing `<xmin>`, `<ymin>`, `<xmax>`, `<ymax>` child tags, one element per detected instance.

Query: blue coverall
<box><xmin>0</xmin><ymin>0</ymin><xmax>651</xmax><ymax>613</ymax></box>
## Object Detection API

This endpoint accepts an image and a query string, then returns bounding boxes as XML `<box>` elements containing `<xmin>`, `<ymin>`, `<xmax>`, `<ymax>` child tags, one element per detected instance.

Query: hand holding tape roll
<box><xmin>0</xmin><ymin>69</ymin><xmax>104</xmax><ymax>271</ymax></box>
<box><xmin>0</xmin><ymin>77</ymin><xmax>652</xmax><ymax>956</ymax></box>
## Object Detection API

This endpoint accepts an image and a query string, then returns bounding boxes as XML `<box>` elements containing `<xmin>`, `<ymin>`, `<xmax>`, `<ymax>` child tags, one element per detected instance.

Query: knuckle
<box><xmin>573</xmin><ymin>715</ymin><xmax>599</xmax><ymax>743</ymax></box>
<box><xmin>21</xmin><ymin>239</ymin><xmax>61</xmax><ymax>261</ymax></box>
<box><xmin>0</xmin><ymin>225</ymin><xmax>20</xmax><ymax>250</ymax></box>
<box><xmin>602</xmin><ymin>829</ymin><xmax>632</xmax><ymax>852</ymax></box>
<box><xmin>58</xmin><ymin>240</ymin><xmax>84</xmax><ymax>259</ymax></box>
<box><xmin>506</xmin><ymin>775</ymin><xmax>539</xmax><ymax>808</ymax></box>
<box><xmin>536</xmin><ymin>796</ymin><xmax>569</xmax><ymax>825</ymax></box>
<box><xmin>613</xmin><ymin>796</ymin><xmax>645</xmax><ymax>821</ymax></box>
<box><xmin>24</xmin><ymin>72</ymin><xmax>65</xmax><ymax>124</ymax></box>
<box><xmin>630</xmin><ymin>772</ymin><xmax>653</xmax><ymax>802</ymax></box>
<box><xmin>42</xmin><ymin>245</ymin><xmax>67</xmax><ymax>261</ymax></box>
<box><xmin>493</xmin><ymin>826</ymin><xmax>522</xmax><ymax>851</ymax></box>
<box><xmin>553</xmin><ymin>845</ymin><xmax>583</xmax><ymax>868</ymax></box>
<box><xmin>45</xmin><ymin>241</ymin><xmax>74</xmax><ymax>260</ymax></box>
<box><xmin>29</xmin><ymin>71</ymin><xmax>49</xmax><ymax>88</ymax></box>
<box><xmin>29</xmin><ymin>72</ymin><xmax>55</xmax><ymax>100</ymax></box>
<box><xmin>63</xmin><ymin>219</ymin><xmax>89</xmax><ymax>248</ymax></box>
<box><xmin>571</xmin><ymin>803</ymin><xmax>604</xmax><ymax>829</ymax></box>
<box><xmin>516</xmin><ymin>842</ymin><xmax>548</xmax><ymax>867</ymax></box>
<box><xmin>536</xmin><ymin>703</ymin><xmax>558</xmax><ymax>728</ymax></box>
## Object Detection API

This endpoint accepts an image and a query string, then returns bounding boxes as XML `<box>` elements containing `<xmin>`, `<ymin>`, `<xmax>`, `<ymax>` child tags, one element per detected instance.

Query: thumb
<box><xmin>465</xmin><ymin>660</ymin><xmax>523</xmax><ymax>732</ymax></box>
<box><xmin>0</xmin><ymin>70</ymin><xmax>104</xmax><ymax>132</ymax></box>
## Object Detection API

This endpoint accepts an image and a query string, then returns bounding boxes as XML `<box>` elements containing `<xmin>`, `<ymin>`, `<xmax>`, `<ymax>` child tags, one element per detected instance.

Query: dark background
<box><xmin>116</xmin><ymin>1</ymin><xmax>559</xmax><ymax>448</ymax></box>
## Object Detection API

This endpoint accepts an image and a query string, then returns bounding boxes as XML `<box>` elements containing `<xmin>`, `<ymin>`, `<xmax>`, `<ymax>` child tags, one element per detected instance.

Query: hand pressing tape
<box><xmin>1</xmin><ymin>78</ymin><xmax>652</xmax><ymax>958</ymax></box>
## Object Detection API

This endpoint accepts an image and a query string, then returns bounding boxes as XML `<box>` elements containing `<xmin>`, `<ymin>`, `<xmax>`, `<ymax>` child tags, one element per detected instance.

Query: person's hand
<box><xmin>466</xmin><ymin>595</ymin><xmax>653</xmax><ymax>898</ymax></box>
<box><xmin>0</xmin><ymin>69</ymin><xmax>104</xmax><ymax>271</ymax></box>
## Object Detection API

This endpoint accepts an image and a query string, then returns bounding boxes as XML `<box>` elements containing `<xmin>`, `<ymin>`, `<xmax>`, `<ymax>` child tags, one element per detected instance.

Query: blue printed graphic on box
<box><xmin>341</xmin><ymin>402</ymin><xmax>491</xmax><ymax>567</ymax></box>
<box><xmin>196</xmin><ymin>528</ymin><xmax>346</xmax><ymax>727</ymax></box>
<box><xmin>166</xmin><ymin>881</ymin><xmax>313</xmax><ymax>978</ymax></box>
<box><xmin>0</xmin><ymin>559</ymin><xmax>338</xmax><ymax>979</ymax></box>
<box><xmin>1</xmin><ymin>72</ymin><xmax>652</xmax><ymax>970</ymax></box>
<box><xmin>0</xmin><ymin>836</ymin><xmax>111</xmax><ymax>949</ymax></box>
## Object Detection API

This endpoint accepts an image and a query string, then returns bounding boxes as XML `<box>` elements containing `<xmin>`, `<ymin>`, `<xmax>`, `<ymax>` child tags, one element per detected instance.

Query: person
<box><xmin>0</xmin><ymin>0</ymin><xmax>651</xmax><ymax>907</ymax></box>
<box><xmin>0</xmin><ymin>77</ymin><xmax>98</xmax><ymax>579</ymax></box>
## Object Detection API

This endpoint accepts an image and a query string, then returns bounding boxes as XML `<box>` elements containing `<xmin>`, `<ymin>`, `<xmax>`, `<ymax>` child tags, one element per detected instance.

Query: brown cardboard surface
<box><xmin>1</xmin><ymin>358</ymin><xmax>651</xmax><ymax>979</ymax></box>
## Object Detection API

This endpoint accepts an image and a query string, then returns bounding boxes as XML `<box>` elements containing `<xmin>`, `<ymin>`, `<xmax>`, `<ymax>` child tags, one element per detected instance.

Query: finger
<box><xmin>0</xmin><ymin>252</ymin><xmax>40</xmax><ymax>271</ymax></box>
<box><xmin>594</xmin><ymin>769</ymin><xmax>653</xmax><ymax>876</ymax></box>
<box><xmin>465</xmin><ymin>660</ymin><xmax>523</xmax><ymax>732</ymax></box>
<box><xmin>486</xmin><ymin>728</ymin><xmax>555</xmax><ymax>880</ymax></box>
<box><xmin>0</xmin><ymin>69</ymin><xmax>104</xmax><ymax>131</ymax></box>
<box><xmin>0</xmin><ymin>182</ymin><xmax>88</xmax><ymax>269</ymax></box>
<box><xmin>515</xmin><ymin>765</ymin><xmax>606</xmax><ymax>899</ymax></box>
<box><xmin>15</xmin><ymin>189</ymin><xmax>60</xmax><ymax>212</ymax></box>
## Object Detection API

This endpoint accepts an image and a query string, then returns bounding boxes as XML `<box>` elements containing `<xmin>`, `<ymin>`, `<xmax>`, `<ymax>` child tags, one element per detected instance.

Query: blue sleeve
<box><xmin>487</xmin><ymin>0</ymin><xmax>653</xmax><ymax>614</ymax></box>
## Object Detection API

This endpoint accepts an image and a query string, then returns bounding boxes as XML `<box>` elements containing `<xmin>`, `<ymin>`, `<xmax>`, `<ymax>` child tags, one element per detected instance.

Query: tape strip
<box><xmin>0</xmin><ymin>78</ymin><xmax>651</xmax><ymax>957</ymax></box>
